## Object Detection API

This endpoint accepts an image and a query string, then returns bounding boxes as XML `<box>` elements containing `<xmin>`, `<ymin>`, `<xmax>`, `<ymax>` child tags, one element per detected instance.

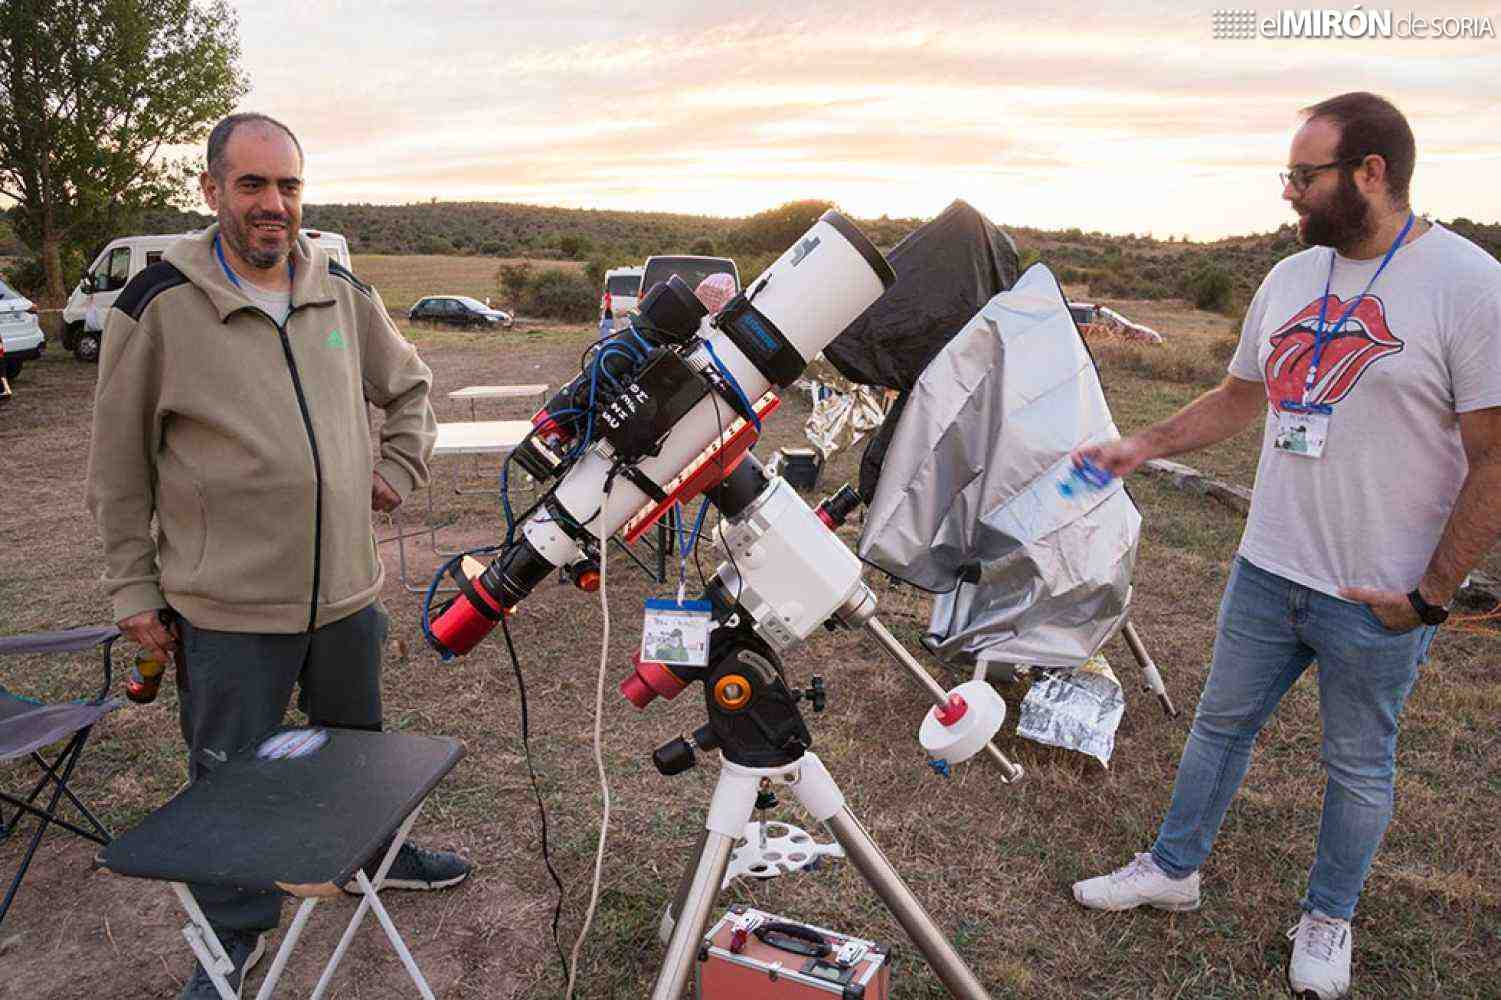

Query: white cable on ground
<box><xmin>566</xmin><ymin>533</ymin><xmax>611</xmax><ymax>999</ymax></box>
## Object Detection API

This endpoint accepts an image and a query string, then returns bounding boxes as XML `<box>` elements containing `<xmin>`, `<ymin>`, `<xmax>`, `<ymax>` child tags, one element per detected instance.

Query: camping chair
<box><xmin>0</xmin><ymin>625</ymin><xmax>124</xmax><ymax>927</ymax></box>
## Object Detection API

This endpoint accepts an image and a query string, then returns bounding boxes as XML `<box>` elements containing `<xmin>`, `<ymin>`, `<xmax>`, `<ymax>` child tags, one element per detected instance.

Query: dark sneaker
<box><xmin>178</xmin><ymin>928</ymin><xmax>267</xmax><ymax>999</ymax></box>
<box><xmin>345</xmin><ymin>841</ymin><xmax>472</xmax><ymax>894</ymax></box>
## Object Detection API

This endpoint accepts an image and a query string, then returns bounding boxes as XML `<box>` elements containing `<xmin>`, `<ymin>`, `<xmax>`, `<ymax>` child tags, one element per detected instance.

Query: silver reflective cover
<box><xmin>858</xmin><ymin>264</ymin><xmax>1140</xmax><ymax>669</ymax></box>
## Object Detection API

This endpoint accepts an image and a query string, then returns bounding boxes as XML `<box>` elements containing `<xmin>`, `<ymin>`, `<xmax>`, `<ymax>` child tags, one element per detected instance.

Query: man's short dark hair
<box><xmin>1301</xmin><ymin>92</ymin><xmax>1415</xmax><ymax>206</ymax></box>
<box><xmin>206</xmin><ymin>112</ymin><xmax>304</xmax><ymax>180</ymax></box>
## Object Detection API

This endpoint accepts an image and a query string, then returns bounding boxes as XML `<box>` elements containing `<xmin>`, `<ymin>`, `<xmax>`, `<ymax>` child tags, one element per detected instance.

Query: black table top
<box><xmin>102</xmin><ymin>728</ymin><xmax>463</xmax><ymax>894</ymax></box>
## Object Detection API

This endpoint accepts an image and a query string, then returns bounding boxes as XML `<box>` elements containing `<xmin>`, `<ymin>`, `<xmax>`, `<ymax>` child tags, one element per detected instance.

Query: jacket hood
<box><xmin>164</xmin><ymin>225</ymin><xmax>337</xmax><ymax>322</ymax></box>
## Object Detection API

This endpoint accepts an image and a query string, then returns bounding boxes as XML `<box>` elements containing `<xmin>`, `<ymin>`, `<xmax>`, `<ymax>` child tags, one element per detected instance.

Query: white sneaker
<box><xmin>1286</xmin><ymin>910</ymin><xmax>1352</xmax><ymax>999</ymax></box>
<box><xmin>1071</xmin><ymin>852</ymin><xmax>1201</xmax><ymax>912</ymax></box>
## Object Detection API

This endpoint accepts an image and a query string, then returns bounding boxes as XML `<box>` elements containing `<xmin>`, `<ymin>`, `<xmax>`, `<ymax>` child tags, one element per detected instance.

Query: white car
<box><xmin>0</xmin><ymin>278</ymin><xmax>45</xmax><ymax>380</ymax></box>
<box><xmin>61</xmin><ymin>229</ymin><xmax>353</xmax><ymax>361</ymax></box>
<box><xmin>600</xmin><ymin>266</ymin><xmax>643</xmax><ymax>330</ymax></box>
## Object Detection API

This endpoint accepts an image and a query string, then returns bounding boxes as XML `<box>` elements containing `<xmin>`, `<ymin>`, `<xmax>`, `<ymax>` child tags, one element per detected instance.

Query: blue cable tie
<box><xmin>703</xmin><ymin>341</ymin><xmax>760</xmax><ymax>433</ymax></box>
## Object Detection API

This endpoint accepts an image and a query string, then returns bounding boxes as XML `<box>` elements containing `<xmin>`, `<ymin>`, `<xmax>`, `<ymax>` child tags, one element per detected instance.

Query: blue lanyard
<box><xmin>214</xmin><ymin>233</ymin><xmax>293</xmax><ymax>291</ymax></box>
<box><xmin>1297</xmin><ymin>212</ymin><xmax>1414</xmax><ymax>409</ymax></box>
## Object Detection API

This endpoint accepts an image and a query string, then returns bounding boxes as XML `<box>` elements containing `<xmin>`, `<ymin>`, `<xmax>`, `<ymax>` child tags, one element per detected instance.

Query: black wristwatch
<box><xmin>1407</xmin><ymin>588</ymin><xmax>1450</xmax><ymax>626</ymax></box>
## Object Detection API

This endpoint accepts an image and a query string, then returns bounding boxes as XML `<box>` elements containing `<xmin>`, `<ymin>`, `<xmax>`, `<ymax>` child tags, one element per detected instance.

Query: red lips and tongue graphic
<box><xmin>1264</xmin><ymin>294</ymin><xmax>1404</xmax><ymax>409</ymax></box>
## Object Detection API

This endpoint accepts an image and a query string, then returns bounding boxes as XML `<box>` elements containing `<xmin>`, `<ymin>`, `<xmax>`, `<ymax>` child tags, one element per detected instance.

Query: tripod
<box><xmin>644</xmin><ymin>621</ymin><xmax>992</xmax><ymax>1000</ymax></box>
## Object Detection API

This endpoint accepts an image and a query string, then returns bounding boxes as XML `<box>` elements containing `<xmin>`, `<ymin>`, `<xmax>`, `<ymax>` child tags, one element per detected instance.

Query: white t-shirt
<box><xmin>1228</xmin><ymin>222</ymin><xmax>1501</xmax><ymax>597</ymax></box>
<box><xmin>238</xmin><ymin>278</ymin><xmax>291</xmax><ymax>326</ymax></box>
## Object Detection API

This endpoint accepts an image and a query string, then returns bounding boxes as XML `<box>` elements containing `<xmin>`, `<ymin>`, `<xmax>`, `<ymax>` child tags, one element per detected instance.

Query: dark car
<box><xmin>408</xmin><ymin>295</ymin><xmax>513</xmax><ymax>329</ymax></box>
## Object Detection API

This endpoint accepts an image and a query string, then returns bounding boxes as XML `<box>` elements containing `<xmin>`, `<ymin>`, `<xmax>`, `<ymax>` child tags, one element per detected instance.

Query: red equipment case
<box><xmin>696</xmin><ymin>904</ymin><xmax>892</xmax><ymax>999</ymax></box>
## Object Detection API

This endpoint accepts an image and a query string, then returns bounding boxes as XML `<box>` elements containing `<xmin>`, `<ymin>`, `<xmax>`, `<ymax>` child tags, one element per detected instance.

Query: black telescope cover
<box><xmin>822</xmin><ymin>200</ymin><xmax>1020</xmax><ymax>500</ymax></box>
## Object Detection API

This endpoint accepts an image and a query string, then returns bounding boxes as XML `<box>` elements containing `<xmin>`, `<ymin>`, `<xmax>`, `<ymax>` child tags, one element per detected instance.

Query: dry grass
<box><xmin>1</xmin><ymin>291</ymin><xmax>1497</xmax><ymax>998</ymax></box>
<box><xmin>352</xmin><ymin>254</ymin><xmax>584</xmax><ymax>314</ymax></box>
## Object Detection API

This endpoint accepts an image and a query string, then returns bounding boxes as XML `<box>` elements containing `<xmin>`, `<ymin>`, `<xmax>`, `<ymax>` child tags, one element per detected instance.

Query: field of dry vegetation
<box><xmin>0</xmin><ymin>265</ymin><xmax>1496</xmax><ymax>998</ymax></box>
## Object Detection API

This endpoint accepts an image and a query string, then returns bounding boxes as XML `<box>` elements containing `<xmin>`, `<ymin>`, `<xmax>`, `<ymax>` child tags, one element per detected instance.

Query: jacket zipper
<box><xmin>248</xmin><ymin>304</ymin><xmax>325</xmax><ymax>632</ymax></box>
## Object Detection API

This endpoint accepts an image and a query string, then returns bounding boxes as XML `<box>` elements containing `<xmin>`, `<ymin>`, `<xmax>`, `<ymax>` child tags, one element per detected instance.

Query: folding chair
<box><xmin>0</xmin><ymin>625</ymin><xmax>124</xmax><ymax>927</ymax></box>
<box><xmin>101</xmin><ymin>727</ymin><xmax>464</xmax><ymax>999</ymax></box>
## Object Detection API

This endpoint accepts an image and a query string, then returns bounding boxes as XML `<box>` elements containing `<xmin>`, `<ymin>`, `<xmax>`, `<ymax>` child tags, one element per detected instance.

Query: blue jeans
<box><xmin>1150</xmin><ymin>557</ymin><xmax>1436</xmax><ymax>920</ymax></box>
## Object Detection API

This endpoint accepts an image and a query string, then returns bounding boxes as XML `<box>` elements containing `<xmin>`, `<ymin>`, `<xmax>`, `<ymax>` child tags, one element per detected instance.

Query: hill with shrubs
<box><xmin>7</xmin><ymin>201</ymin><xmax>1495</xmax><ymax>324</ymax></box>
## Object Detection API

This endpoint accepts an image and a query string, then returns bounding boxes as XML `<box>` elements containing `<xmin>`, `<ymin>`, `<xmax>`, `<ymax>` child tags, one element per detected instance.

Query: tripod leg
<box><xmin>648</xmin><ymin>831</ymin><xmax>735</xmax><ymax>1000</ymax></box>
<box><xmin>1121</xmin><ymin>620</ymin><xmax>1178</xmax><ymax>717</ymax></box>
<box><xmin>658</xmin><ymin>829</ymin><xmax>711</xmax><ymax>945</ymax></box>
<box><xmin>650</xmin><ymin>761</ymin><xmax>760</xmax><ymax>1000</ymax></box>
<box><xmin>827</xmin><ymin>808</ymin><xmax>991</xmax><ymax>999</ymax></box>
<box><xmin>790</xmin><ymin>753</ymin><xmax>991</xmax><ymax>1000</ymax></box>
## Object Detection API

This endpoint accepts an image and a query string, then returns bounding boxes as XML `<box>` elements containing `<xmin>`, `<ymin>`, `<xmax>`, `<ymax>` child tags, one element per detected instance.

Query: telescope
<box><xmin>426</xmin><ymin>211</ymin><xmax>897</xmax><ymax>657</ymax></box>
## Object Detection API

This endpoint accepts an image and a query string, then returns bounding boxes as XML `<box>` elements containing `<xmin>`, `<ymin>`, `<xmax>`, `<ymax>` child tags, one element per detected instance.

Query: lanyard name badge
<box><xmin>1275</xmin><ymin>212</ymin><xmax>1413</xmax><ymax>460</ymax></box>
<box><xmin>642</xmin><ymin>596</ymin><xmax>712</xmax><ymax>666</ymax></box>
<box><xmin>641</xmin><ymin>501</ymin><xmax>713</xmax><ymax>667</ymax></box>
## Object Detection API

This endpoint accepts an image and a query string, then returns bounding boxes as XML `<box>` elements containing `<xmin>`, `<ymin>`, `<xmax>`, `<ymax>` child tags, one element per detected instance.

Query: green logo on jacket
<box><xmin>326</xmin><ymin>328</ymin><xmax>345</xmax><ymax>349</ymax></box>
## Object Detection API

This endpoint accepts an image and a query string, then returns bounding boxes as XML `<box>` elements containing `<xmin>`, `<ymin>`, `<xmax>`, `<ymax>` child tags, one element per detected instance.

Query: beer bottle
<box><xmin>125</xmin><ymin>653</ymin><xmax>167</xmax><ymax>704</ymax></box>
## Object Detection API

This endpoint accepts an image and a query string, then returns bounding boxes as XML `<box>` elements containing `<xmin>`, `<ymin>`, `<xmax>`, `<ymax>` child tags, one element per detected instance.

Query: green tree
<box><xmin>0</xmin><ymin>0</ymin><xmax>246</xmax><ymax>305</ymax></box>
<box><xmin>690</xmin><ymin>236</ymin><xmax>715</xmax><ymax>255</ymax></box>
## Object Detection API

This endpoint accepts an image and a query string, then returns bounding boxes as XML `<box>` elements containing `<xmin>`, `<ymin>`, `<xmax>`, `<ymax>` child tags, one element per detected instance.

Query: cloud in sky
<box><xmin>228</xmin><ymin>0</ymin><xmax>1500</xmax><ymax>237</ymax></box>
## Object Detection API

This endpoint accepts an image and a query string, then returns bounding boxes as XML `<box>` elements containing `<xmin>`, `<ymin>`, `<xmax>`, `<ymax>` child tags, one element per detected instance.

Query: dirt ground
<box><xmin>1</xmin><ymin>308</ymin><xmax>1497</xmax><ymax>999</ymax></box>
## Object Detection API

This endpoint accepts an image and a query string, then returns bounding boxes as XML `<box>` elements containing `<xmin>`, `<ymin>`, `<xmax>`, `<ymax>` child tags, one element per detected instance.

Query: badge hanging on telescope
<box><xmin>642</xmin><ymin>597</ymin><xmax>712</xmax><ymax>667</ymax></box>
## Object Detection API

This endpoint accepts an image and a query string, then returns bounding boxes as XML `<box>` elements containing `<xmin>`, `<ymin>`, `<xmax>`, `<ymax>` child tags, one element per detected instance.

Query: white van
<box><xmin>600</xmin><ymin>266</ymin><xmax>643</xmax><ymax>331</ymax></box>
<box><xmin>62</xmin><ymin>229</ymin><xmax>352</xmax><ymax>361</ymax></box>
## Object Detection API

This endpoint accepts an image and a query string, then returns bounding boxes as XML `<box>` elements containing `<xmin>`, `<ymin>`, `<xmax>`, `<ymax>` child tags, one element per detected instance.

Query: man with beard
<box><xmin>1069</xmin><ymin>93</ymin><xmax>1501</xmax><ymax>998</ymax></box>
<box><xmin>86</xmin><ymin>113</ymin><xmax>471</xmax><ymax>998</ymax></box>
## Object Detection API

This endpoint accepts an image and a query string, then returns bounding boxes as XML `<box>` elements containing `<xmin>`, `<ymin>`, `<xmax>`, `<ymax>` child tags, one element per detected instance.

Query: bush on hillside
<box><xmin>1184</xmin><ymin>264</ymin><xmax>1236</xmax><ymax>313</ymax></box>
<box><xmin>496</xmin><ymin>262</ymin><xmax>532</xmax><ymax>310</ymax></box>
<box><xmin>729</xmin><ymin>200</ymin><xmax>836</xmax><ymax>253</ymax></box>
<box><xmin>521</xmin><ymin>267</ymin><xmax>596</xmax><ymax>322</ymax></box>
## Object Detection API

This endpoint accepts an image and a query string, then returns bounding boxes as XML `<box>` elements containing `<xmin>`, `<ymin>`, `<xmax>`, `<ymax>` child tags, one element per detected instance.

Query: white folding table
<box><xmin>445</xmin><ymin>385</ymin><xmax>548</xmax><ymax>494</ymax></box>
<box><xmin>385</xmin><ymin>420</ymin><xmax>533</xmax><ymax>593</ymax></box>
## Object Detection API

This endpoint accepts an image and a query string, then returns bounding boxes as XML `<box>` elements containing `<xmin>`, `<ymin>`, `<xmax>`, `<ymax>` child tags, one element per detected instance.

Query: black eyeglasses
<box><xmin>1280</xmin><ymin>157</ymin><xmax>1365</xmax><ymax>192</ymax></box>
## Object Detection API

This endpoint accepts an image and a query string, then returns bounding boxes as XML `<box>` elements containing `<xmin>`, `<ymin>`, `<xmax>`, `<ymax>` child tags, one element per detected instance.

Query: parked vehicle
<box><xmin>408</xmin><ymin>295</ymin><xmax>513</xmax><ymax>329</ymax></box>
<box><xmin>1067</xmin><ymin>300</ymin><xmax>1164</xmax><ymax>345</ymax></box>
<box><xmin>600</xmin><ymin>266</ymin><xmax>643</xmax><ymax>330</ymax></box>
<box><xmin>0</xmin><ymin>277</ymin><xmax>45</xmax><ymax>380</ymax></box>
<box><xmin>0</xmin><ymin>339</ymin><xmax>11</xmax><ymax>405</ymax></box>
<box><xmin>639</xmin><ymin>255</ymin><xmax>740</xmax><ymax>301</ymax></box>
<box><xmin>61</xmin><ymin>229</ymin><xmax>352</xmax><ymax>361</ymax></box>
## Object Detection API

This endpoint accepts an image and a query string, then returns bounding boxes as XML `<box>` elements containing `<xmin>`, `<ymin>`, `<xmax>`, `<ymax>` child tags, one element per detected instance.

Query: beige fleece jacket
<box><xmin>86</xmin><ymin>227</ymin><xmax>436</xmax><ymax>633</ymax></box>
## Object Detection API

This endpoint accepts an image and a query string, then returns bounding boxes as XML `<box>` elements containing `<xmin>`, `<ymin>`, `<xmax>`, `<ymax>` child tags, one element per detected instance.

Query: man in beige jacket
<box><xmin>86</xmin><ymin>113</ymin><xmax>469</xmax><ymax>999</ymax></box>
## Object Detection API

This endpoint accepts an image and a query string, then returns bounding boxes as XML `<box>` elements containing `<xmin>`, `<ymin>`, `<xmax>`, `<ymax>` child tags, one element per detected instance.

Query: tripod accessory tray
<box><xmin>723</xmin><ymin>820</ymin><xmax>845</xmax><ymax>887</ymax></box>
<box><xmin>697</xmin><ymin>904</ymin><xmax>891</xmax><ymax>999</ymax></box>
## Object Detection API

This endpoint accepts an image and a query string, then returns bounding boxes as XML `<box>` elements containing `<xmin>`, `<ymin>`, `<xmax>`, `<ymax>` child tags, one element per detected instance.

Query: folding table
<box><xmin>384</xmin><ymin>419</ymin><xmax>675</xmax><ymax>594</ymax></box>
<box><xmin>445</xmin><ymin>385</ymin><xmax>548</xmax><ymax>494</ymax></box>
<box><xmin>101</xmin><ymin>727</ymin><xmax>463</xmax><ymax>1000</ymax></box>
<box><xmin>385</xmin><ymin>419</ymin><xmax>533</xmax><ymax>592</ymax></box>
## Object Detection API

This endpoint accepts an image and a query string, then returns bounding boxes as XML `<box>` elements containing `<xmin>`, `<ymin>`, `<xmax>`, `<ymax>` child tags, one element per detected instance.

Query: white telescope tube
<box><xmin>522</xmin><ymin>212</ymin><xmax>894</xmax><ymax>565</ymax></box>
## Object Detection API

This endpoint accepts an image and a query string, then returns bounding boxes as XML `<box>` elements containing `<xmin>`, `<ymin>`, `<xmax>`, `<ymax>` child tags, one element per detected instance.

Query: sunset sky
<box><xmin>227</xmin><ymin>1</ymin><xmax>1500</xmax><ymax>239</ymax></box>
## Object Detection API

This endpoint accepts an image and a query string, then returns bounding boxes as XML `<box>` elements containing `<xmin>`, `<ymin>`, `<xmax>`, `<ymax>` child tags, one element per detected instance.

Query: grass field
<box><xmin>0</xmin><ymin>267</ymin><xmax>1496</xmax><ymax>999</ymax></box>
<box><xmin>351</xmin><ymin>254</ymin><xmax>584</xmax><ymax>314</ymax></box>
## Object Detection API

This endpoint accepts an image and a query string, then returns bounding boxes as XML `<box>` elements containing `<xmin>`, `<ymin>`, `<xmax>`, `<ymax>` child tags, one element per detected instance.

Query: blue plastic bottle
<box><xmin>1058</xmin><ymin>458</ymin><xmax>1115</xmax><ymax>498</ymax></box>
